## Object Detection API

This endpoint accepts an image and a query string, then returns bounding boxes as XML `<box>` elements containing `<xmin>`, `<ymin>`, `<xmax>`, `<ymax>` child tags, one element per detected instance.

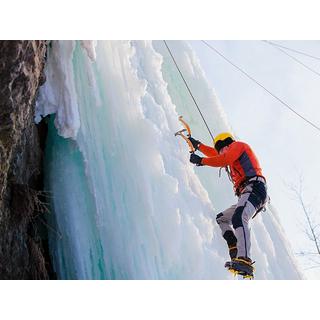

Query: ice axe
<box><xmin>174</xmin><ymin>116</ymin><xmax>195</xmax><ymax>153</ymax></box>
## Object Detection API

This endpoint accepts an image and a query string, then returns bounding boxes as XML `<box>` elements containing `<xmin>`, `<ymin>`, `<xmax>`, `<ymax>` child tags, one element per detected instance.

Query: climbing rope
<box><xmin>263</xmin><ymin>40</ymin><xmax>320</xmax><ymax>61</ymax></box>
<box><xmin>201</xmin><ymin>40</ymin><xmax>320</xmax><ymax>134</ymax></box>
<box><xmin>163</xmin><ymin>40</ymin><xmax>215</xmax><ymax>141</ymax></box>
<box><xmin>263</xmin><ymin>40</ymin><xmax>320</xmax><ymax>78</ymax></box>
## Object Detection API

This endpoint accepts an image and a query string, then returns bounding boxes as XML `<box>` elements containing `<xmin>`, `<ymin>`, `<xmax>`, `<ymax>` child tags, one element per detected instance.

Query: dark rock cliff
<box><xmin>0</xmin><ymin>40</ymin><xmax>52</xmax><ymax>279</ymax></box>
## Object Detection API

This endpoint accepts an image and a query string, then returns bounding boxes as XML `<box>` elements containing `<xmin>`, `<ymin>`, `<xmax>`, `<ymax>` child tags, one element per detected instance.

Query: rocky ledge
<box><xmin>0</xmin><ymin>40</ymin><xmax>53</xmax><ymax>279</ymax></box>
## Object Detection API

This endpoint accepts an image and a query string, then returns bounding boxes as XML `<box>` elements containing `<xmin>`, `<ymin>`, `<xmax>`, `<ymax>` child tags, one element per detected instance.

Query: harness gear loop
<box><xmin>252</xmin><ymin>195</ymin><xmax>270</xmax><ymax>219</ymax></box>
<box><xmin>225</xmin><ymin>166</ymin><xmax>232</xmax><ymax>182</ymax></box>
<box><xmin>219</xmin><ymin>166</ymin><xmax>232</xmax><ymax>182</ymax></box>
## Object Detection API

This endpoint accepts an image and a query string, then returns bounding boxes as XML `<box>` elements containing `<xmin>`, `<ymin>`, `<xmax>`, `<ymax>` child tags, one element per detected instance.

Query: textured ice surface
<box><xmin>40</xmin><ymin>40</ymin><xmax>302</xmax><ymax>279</ymax></box>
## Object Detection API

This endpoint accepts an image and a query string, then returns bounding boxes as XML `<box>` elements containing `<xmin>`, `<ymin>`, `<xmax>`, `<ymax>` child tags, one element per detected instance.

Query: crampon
<box><xmin>225</xmin><ymin>258</ymin><xmax>255</xmax><ymax>279</ymax></box>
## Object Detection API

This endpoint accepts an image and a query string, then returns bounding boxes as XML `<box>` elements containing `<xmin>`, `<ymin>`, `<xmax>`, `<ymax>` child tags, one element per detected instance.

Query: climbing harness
<box><xmin>235</xmin><ymin>176</ymin><xmax>269</xmax><ymax>219</ymax></box>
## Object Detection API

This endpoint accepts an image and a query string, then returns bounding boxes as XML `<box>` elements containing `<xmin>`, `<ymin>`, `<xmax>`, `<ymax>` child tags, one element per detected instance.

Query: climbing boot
<box><xmin>222</xmin><ymin>230</ymin><xmax>237</xmax><ymax>260</ymax></box>
<box><xmin>232</xmin><ymin>257</ymin><xmax>254</xmax><ymax>275</ymax></box>
<box><xmin>225</xmin><ymin>256</ymin><xmax>255</xmax><ymax>278</ymax></box>
<box><xmin>228</xmin><ymin>245</ymin><xmax>237</xmax><ymax>260</ymax></box>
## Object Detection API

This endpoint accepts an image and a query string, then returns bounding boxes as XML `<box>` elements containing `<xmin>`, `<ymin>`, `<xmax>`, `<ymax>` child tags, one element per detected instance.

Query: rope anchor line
<box><xmin>201</xmin><ymin>40</ymin><xmax>320</xmax><ymax>134</ymax></box>
<box><xmin>263</xmin><ymin>40</ymin><xmax>320</xmax><ymax>61</ymax></box>
<box><xmin>163</xmin><ymin>40</ymin><xmax>214</xmax><ymax>141</ymax></box>
<box><xmin>263</xmin><ymin>40</ymin><xmax>320</xmax><ymax>78</ymax></box>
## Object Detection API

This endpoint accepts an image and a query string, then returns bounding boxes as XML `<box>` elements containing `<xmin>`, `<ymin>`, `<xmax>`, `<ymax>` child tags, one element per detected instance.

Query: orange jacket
<box><xmin>199</xmin><ymin>141</ymin><xmax>265</xmax><ymax>191</ymax></box>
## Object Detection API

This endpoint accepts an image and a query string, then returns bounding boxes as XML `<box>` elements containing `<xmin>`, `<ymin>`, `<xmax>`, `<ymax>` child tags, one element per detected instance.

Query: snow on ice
<box><xmin>38</xmin><ymin>40</ymin><xmax>302</xmax><ymax>279</ymax></box>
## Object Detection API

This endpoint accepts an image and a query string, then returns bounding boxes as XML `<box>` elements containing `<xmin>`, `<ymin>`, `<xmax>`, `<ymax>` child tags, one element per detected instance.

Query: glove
<box><xmin>188</xmin><ymin>136</ymin><xmax>201</xmax><ymax>150</ymax></box>
<box><xmin>190</xmin><ymin>153</ymin><xmax>203</xmax><ymax>166</ymax></box>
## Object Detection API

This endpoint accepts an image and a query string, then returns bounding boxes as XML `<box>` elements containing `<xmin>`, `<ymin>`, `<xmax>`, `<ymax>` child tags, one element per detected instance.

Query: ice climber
<box><xmin>188</xmin><ymin>132</ymin><xmax>268</xmax><ymax>276</ymax></box>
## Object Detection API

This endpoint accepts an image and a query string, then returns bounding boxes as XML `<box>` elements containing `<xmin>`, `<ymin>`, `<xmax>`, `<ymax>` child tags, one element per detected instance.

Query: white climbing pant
<box><xmin>216</xmin><ymin>180</ymin><xmax>267</xmax><ymax>259</ymax></box>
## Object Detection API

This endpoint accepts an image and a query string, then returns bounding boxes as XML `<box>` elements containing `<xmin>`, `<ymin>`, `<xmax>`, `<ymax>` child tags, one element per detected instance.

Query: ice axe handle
<box><xmin>179</xmin><ymin>116</ymin><xmax>192</xmax><ymax>136</ymax></box>
<box><xmin>175</xmin><ymin>131</ymin><xmax>195</xmax><ymax>153</ymax></box>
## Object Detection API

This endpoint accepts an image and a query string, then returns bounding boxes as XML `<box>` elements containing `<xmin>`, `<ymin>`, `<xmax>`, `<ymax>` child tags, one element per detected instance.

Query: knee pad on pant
<box><xmin>232</xmin><ymin>206</ymin><xmax>245</xmax><ymax>229</ymax></box>
<box><xmin>216</xmin><ymin>212</ymin><xmax>223</xmax><ymax>225</ymax></box>
<box><xmin>223</xmin><ymin>230</ymin><xmax>237</xmax><ymax>246</ymax></box>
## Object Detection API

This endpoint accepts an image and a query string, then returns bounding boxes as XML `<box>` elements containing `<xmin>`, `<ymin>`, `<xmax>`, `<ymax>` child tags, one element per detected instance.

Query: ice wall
<box><xmin>38</xmin><ymin>40</ymin><xmax>302</xmax><ymax>279</ymax></box>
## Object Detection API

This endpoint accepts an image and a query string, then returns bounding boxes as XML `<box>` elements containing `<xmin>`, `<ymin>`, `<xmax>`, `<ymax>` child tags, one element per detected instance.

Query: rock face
<box><xmin>0</xmin><ymin>41</ymin><xmax>50</xmax><ymax>279</ymax></box>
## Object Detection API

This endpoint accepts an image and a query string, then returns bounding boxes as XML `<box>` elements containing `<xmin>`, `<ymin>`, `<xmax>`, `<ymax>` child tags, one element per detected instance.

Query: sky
<box><xmin>189</xmin><ymin>40</ymin><xmax>320</xmax><ymax>279</ymax></box>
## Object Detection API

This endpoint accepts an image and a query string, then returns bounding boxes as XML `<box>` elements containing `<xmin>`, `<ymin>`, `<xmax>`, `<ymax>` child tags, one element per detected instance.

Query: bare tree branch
<box><xmin>288</xmin><ymin>177</ymin><xmax>320</xmax><ymax>264</ymax></box>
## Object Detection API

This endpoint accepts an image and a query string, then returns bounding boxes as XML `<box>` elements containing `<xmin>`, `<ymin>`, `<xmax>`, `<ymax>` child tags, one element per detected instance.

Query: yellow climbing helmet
<box><xmin>214</xmin><ymin>132</ymin><xmax>235</xmax><ymax>152</ymax></box>
<box><xmin>213</xmin><ymin>132</ymin><xmax>235</xmax><ymax>145</ymax></box>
